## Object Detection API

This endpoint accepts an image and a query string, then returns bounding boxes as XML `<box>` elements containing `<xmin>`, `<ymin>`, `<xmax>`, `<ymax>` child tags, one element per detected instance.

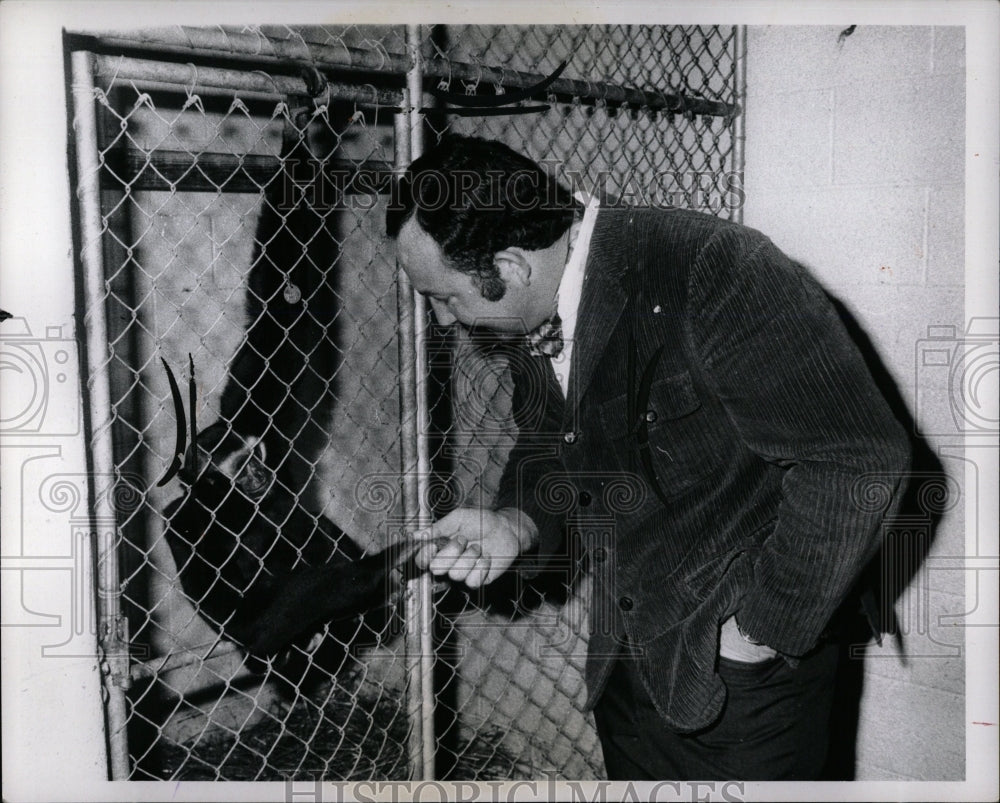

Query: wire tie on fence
<box><xmin>238</xmin><ymin>25</ymin><xmax>266</xmax><ymax>55</ymax></box>
<box><xmin>437</xmin><ymin>61</ymin><xmax>452</xmax><ymax>92</ymax></box>
<box><xmin>216</xmin><ymin>23</ymin><xmax>237</xmax><ymax>54</ymax></box>
<box><xmin>228</xmin><ymin>96</ymin><xmax>251</xmax><ymax>118</ymax></box>
<box><xmin>272</xmin><ymin>99</ymin><xmax>291</xmax><ymax>125</ymax></box>
<box><xmin>362</xmin><ymin>38</ymin><xmax>390</xmax><ymax>72</ymax></box>
<box><xmin>464</xmin><ymin>57</ymin><xmax>484</xmax><ymax>97</ymax></box>
<box><xmin>181</xmin><ymin>93</ymin><xmax>205</xmax><ymax>115</ymax></box>
<box><xmin>318</xmin><ymin>76</ymin><xmax>332</xmax><ymax>112</ymax></box>
<box><xmin>288</xmin><ymin>26</ymin><xmax>314</xmax><ymax>63</ymax></box>
<box><xmin>327</xmin><ymin>34</ymin><xmax>354</xmax><ymax>73</ymax></box>
<box><xmin>350</xmin><ymin>98</ymin><xmax>367</xmax><ymax>128</ymax></box>
<box><xmin>89</xmin><ymin>85</ymin><xmax>110</xmax><ymax>108</ymax></box>
<box><xmin>493</xmin><ymin>65</ymin><xmax>506</xmax><ymax>96</ymax></box>
<box><xmin>431</xmin><ymin>39</ymin><xmax>453</xmax><ymax>91</ymax></box>
<box><xmin>180</xmin><ymin>64</ymin><xmax>205</xmax><ymax>114</ymax></box>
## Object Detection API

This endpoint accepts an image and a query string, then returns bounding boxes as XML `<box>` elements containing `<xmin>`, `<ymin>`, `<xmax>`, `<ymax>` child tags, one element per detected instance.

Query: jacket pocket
<box><xmin>598</xmin><ymin>369</ymin><xmax>721</xmax><ymax>499</ymax></box>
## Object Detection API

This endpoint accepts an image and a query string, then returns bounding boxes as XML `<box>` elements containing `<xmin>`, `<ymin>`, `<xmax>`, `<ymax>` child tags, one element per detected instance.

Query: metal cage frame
<box><xmin>66</xmin><ymin>23</ymin><xmax>746</xmax><ymax>781</ymax></box>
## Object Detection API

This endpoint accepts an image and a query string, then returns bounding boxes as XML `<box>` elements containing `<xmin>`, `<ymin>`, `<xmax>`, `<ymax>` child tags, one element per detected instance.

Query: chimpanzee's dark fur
<box><xmin>162</xmin><ymin>421</ymin><xmax>418</xmax><ymax>678</ymax></box>
<box><xmin>162</xmin><ymin>89</ymin><xmax>402</xmax><ymax>687</ymax></box>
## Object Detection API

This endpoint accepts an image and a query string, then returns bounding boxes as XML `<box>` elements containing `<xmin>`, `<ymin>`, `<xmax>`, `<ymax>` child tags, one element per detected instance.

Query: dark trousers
<box><xmin>593</xmin><ymin>640</ymin><xmax>841</xmax><ymax>780</ymax></box>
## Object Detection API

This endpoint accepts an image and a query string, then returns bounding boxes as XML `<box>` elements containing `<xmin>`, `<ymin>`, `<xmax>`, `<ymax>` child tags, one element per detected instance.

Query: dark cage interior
<box><xmin>69</xmin><ymin>24</ymin><xmax>742</xmax><ymax>780</ymax></box>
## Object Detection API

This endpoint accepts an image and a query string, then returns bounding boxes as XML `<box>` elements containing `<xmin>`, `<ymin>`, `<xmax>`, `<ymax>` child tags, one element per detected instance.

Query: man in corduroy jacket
<box><xmin>386</xmin><ymin>135</ymin><xmax>911</xmax><ymax>780</ymax></box>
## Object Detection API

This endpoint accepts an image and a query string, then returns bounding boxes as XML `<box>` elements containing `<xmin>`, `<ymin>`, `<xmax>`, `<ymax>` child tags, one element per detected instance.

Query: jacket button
<box><xmin>578</xmin><ymin>490</ymin><xmax>592</xmax><ymax>507</ymax></box>
<box><xmin>592</xmin><ymin>547</ymin><xmax>606</xmax><ymax>563</ymax></box>
<box><xmin>618</xmin><ymin>596</ymin><xmax>634</xmax><ymax>611</ymax></box>
<box><xmin>563</xmin><ymin>431</ymin><xmax>578</xmax><ymax>444</ymax></box>
<box><xmin>645</xmin><ymin>410</ymin><xmax>658</xmax><ymax>423</ymax></box>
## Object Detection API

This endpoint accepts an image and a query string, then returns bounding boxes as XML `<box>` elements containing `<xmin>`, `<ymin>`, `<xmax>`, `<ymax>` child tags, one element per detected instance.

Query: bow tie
<box><xmin>525</xmin><ymin>312</ymin><xmax>564</xmax><ymax>358</ymax></box>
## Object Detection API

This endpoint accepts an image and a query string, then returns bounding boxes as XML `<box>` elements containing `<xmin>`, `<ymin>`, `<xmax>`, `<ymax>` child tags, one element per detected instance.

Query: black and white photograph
<box><xmin>1</xmin><ymin>2</ymin><xmax>997</xmax><ymax>801</ymax></box>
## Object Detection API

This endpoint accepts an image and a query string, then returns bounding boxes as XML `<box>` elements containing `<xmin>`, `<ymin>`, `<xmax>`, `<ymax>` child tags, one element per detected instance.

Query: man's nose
<box><xmin>429</xmin><ymin>298</ymin><xmax>456</xmax><ymax>325</ymax></box>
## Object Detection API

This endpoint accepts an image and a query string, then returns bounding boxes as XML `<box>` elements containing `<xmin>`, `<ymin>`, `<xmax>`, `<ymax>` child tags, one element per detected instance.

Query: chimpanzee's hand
<box><xmin>410</xmin><ymin>507</ymin><xmax>538</xmax><ymax>588</ymax></box>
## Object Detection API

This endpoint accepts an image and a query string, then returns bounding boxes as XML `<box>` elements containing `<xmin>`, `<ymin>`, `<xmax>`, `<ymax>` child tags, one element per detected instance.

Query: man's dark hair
<box><xmin>386</xmin><ymin>134</ymin><xmax>580</xmax><ymax>301</ymax></box>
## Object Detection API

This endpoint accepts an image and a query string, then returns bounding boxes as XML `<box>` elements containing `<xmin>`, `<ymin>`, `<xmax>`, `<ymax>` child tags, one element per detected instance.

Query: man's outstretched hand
<box><xmin>411</xmin><ymin>507</ymin><xmax>537</xmax><ymax>588</ymax></box>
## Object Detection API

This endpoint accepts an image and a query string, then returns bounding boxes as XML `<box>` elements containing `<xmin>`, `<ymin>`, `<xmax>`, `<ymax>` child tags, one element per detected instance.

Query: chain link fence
<box><xmin>68</xmin><ymin>23</ymin><xmax>742</xmax><ymax>782</ymax></box>
<box><xmin>417</xmin><ymin>24</ymin><xmax>743</xmax><ymax>780</ymax></box>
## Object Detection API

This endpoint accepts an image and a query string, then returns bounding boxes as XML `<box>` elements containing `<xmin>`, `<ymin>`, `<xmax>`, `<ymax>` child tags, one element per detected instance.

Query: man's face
<box><xmin>395</xmin><ymin>217</ymin><xmax>533</xmax><ymax>334</ymax></box>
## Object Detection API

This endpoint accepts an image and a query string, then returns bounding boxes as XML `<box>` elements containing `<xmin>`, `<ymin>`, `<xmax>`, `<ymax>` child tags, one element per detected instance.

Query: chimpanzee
<box><xmin>162</xmin><ymin>408</ymin><xmax>431</xmax><ymax>683</ymax></box>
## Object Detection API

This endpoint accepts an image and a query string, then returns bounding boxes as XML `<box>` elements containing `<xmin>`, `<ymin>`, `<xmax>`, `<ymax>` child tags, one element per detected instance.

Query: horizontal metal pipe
<box><xmin>92</xmin><ymin>54</ymin><xmax>403</xmax><ymax>105</ymax></box>
<box><xmin>103</xmin><ymin>148</ymin><xmax>395</xmax><ymax>194</ymax></box>
<box><xmin>77</xmin><ymin>30</ymin><xmax>736</xmax><ymax>117</ymax></box>
<box><xmin>73</xmin><ymin>27</ymin><xmax>414</xmax><ymax>76</ymax></box>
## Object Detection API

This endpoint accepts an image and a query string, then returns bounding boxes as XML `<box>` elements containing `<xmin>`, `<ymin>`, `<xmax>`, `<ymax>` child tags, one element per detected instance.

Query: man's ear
<box><xmin>494</xmin><ymin>248</ymin><xmax>533</xmax><ymax>287</ymax></box>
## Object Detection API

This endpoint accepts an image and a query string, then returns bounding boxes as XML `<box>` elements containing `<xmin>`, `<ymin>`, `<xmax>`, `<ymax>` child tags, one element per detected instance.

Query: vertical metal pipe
<box><xmin>395</xmin><ymin>23</ymin><xmax>435</xmax><ymax>779</ymax></box>
<box><xmin>69</xmin><ymin>49</ymin><xmax>131</xmax><ymax>780</ymax></box>
<box><xmin>404</xmin><ymin>22</ymin><xmax>437</xmax><ymax>783</ymax></box>
<box><xmin>394</xmin><ymin>97</ymin><xmax>425</xmax><ymax>780</ymax></box>
<box><xmin>731</xmin><ymin>25</ymin><xmax>748</xmax><ymax>225</ymax></box>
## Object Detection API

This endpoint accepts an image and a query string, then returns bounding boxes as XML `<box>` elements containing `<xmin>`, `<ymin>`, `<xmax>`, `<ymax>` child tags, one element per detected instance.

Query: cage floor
<box><xmin>154</xmin><ymin>682</ymin><xmax>526</xmax><ymax>781</ymax></box>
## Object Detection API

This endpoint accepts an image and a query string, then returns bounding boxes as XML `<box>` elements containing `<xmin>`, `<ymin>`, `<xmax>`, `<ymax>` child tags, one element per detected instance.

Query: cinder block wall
<box><xmin>743</xmin><ymin>26</ymin><xmax>966</xmax><ymax>780</ymax></box>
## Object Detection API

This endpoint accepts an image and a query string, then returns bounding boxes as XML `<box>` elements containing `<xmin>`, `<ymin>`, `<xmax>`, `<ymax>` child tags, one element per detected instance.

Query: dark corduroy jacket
<box><xmin>494</xmin><ymin>206</ymin><xmax>911</xmax><ymax>733</ymax></box>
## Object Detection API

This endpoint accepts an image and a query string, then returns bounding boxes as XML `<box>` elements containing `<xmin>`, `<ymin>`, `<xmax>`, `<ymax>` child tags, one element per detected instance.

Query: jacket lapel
<box><xmin>566</xmin><ymin>208</ymin><xmax>632</xmax><ymax>419</ymax></box>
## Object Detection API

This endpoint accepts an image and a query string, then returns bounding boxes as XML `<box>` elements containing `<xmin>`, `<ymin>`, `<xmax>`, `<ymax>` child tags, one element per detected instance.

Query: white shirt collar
<box><xmin>551</xmin><ymin>192</ymin><xmax>600</xmax><ymax>397</ymax></box>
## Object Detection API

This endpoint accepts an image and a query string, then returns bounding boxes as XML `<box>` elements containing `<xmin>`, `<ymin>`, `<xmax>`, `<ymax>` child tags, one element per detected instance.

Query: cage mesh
<box><xmin>72</xmin><ymin>23</ymin><xmax>741</xmax><ymax>781</ymax></box>
<box><xmin>416</xmin><ymin>24</ymin><xmax>741</xmax><ymax>780</ymax></box>
<box><xmin>85</xmin><ymin>35</ymin><xmax>413</xmax><ymax>779</ymax></box>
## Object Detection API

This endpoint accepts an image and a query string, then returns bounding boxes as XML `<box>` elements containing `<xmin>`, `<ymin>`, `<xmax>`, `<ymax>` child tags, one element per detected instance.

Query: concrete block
<box><xmin>748</xmin><ymin>26</ymin><xmax>934</xmax><ymax>94</ymax></box>
<box><xmin>744</xmin><ymin>88</ymin><xmax>833</xmax><ymax>188</ymax></box>
<box><xmin>926</xmin><ymin>184</ymin><xmax>965</xmax><ymax>286</ymax></box>
<box><xmin>833</xmin><ymin>75</ymin><xmax>964</xmax><ymax>187</ymax></box>
<box><xmin>745</xmin><ymin>185</ymin><xmax>928</xmax><ymax>288</ymax></box>
<box><xmin>834</xmin><ymin>285</ymin><xmax>964</xmax><ymax>385</ymax></box>
<box><xmin>863</xmin><ymin>646</ymin><xmax>964</xmax><ymax>697</ymax></box>
<box><xmin>855</xmin><ymin>674</ymin><xmax>965</xmax><ymax>779</ymax></box>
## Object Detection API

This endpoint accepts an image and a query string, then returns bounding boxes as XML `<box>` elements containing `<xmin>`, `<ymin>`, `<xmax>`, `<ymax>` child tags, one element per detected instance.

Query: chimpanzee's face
<box><xmin>180</xmin><ymin>423</ymin><xmax>273</xmax><ymax>503</ymax></box>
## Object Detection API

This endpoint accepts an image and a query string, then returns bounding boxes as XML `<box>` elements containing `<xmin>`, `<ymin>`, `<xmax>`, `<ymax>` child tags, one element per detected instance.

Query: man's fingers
<box><xmin>423</xmin><ymin>538</ymin><xmax>491</xmax><ymax>586</ymax></box>
<box><xmin>413</xmin><ymin>541</ymin><xmax>439</xmax><ymax>571</ymax></box>
<box><xmin>464</xmin><ymin>550</ymin><xmax>494</xmax><ymax>589</ymax></box>
<box><xmin>446</xmin><ymin>541</ymin><xmax>486</xmax><ymax>585</ymax></box>
<box><xmin>407</xmin><ymin>508</ymin><xmax>512</xmax><ymax>588</ymax></box>
<box><xmin>426</xmin><ymin>536</ymin><xmax>468</xmax><ymax>576</ymax></box>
